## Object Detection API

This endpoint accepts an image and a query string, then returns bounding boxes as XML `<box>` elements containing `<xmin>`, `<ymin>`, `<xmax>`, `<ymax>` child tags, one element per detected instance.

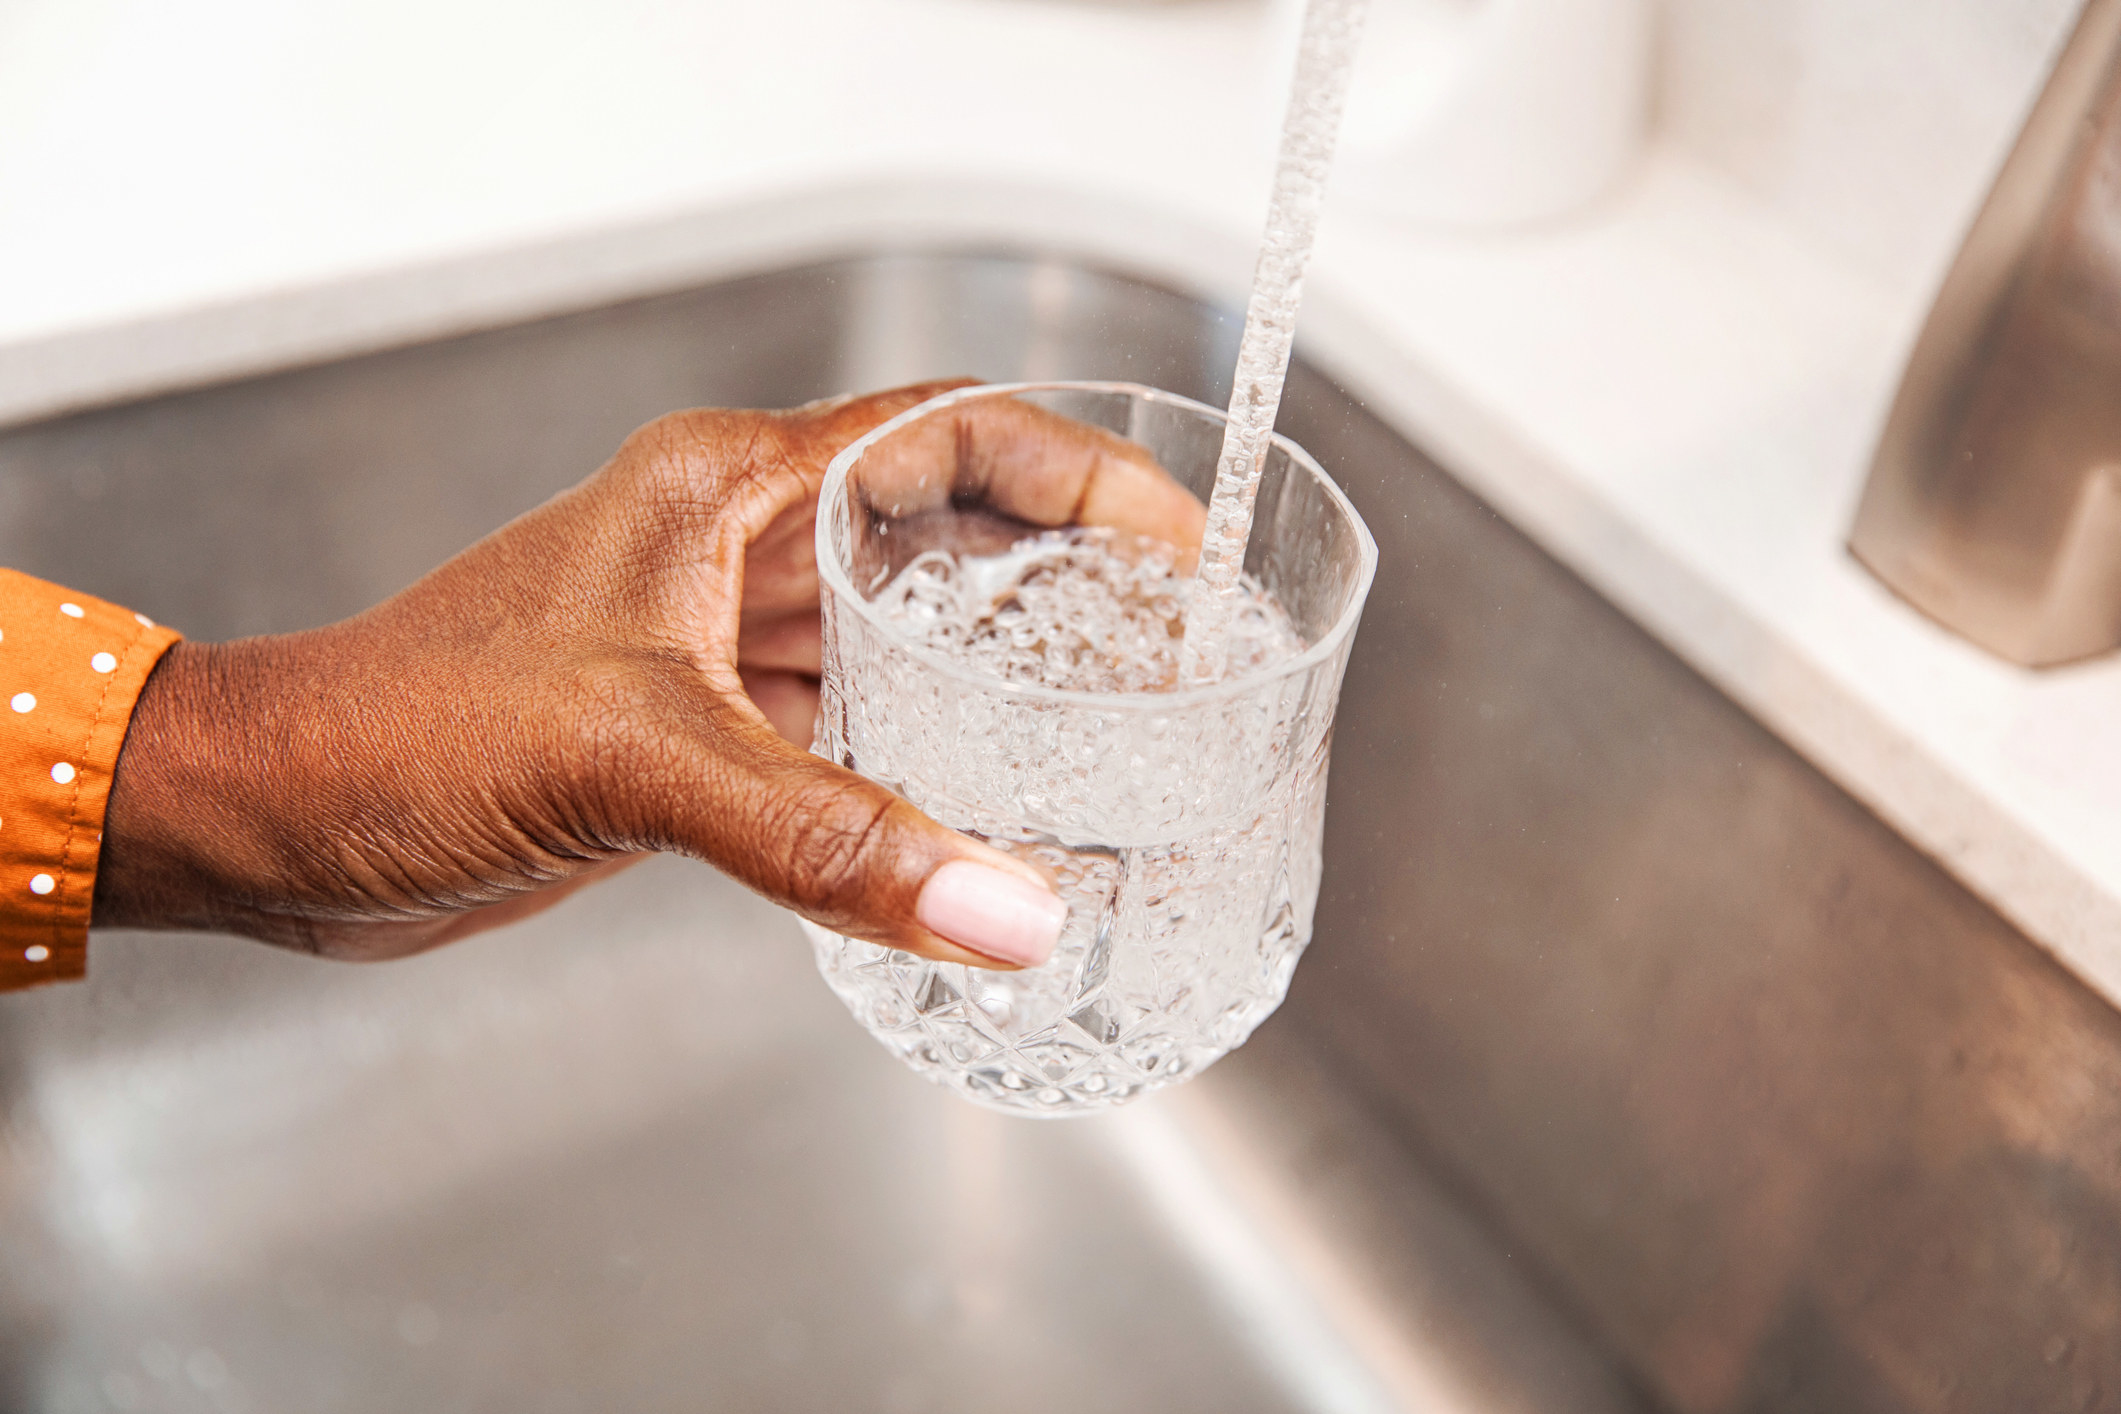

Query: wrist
<box><xmin>95</xmin><ymin>638</ymin><xmax>291</xmax><ymax>936</ymax></box>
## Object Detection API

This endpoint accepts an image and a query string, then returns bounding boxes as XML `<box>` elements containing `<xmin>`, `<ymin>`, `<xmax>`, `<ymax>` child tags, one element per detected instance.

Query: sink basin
<box><xmin>2</xmin><ymin>251</ymin><xmax>2117</xmax><ymax>1413</ymax></box>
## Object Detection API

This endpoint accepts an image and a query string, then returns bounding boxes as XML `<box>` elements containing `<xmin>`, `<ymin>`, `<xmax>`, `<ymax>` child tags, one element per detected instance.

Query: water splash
<box><xmin>1178</xmin><ymin>0</ymin><xmax>1370</xmax><ymax>686</ymax></box>
<box><xmin>878</xmin><ymin>528</ymin><xmax>1302</xmax><ymax>693</ymax></box>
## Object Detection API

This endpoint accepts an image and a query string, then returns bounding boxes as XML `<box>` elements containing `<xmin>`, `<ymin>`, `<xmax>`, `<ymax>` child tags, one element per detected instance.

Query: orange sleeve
<box><xmin>0</xmin><ymin>569</ymin><xmax>182</xmax><ymax>991</ymax></box>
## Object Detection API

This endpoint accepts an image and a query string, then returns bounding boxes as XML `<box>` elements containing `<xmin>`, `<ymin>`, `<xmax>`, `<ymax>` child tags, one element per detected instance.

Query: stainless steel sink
<box><xmin>2</xmin><ymin>251</ymin><xmax>2117</xmax><ymax>1414</ymax></box>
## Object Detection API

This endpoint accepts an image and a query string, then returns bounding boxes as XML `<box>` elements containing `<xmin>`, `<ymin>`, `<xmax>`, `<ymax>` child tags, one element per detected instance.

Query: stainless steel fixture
<box><xmin>4</xmin><ymin>252</ymin><xmax>2119</xmax><ymax>1412</ymax></box>
<box><xmin>1851</xmin><ymin>0</ymin><xmax>2121</xmax><ymax>666</ymax></box>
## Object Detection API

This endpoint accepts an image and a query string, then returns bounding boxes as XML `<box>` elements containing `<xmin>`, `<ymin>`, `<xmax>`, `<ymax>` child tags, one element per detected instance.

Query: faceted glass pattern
<box><xmin>807</xmin><ymin>384</ymin><xmax>1376</xmax><ymax>1116</ymax></box>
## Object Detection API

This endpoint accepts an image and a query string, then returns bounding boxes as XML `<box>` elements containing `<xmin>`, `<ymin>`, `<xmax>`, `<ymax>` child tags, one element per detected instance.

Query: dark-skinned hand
<box><xmin>93</xmin><ymin>382</ymin><xmax>1206</xmax><ymax>970</ymax></box>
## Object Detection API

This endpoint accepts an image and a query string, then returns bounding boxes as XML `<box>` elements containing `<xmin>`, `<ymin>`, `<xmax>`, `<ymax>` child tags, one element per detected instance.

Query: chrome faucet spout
<box><xmin>1852</xmin><ymin>0</ymin><xmax>2121</xmax><ymax>667</ymax></box>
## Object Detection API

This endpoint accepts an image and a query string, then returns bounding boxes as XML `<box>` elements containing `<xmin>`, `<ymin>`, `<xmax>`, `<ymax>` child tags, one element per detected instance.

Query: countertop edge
<box><xmin>0</xmin><ymin>177</ymin><xmax>1260</xmax><ymax>434</ymax></box>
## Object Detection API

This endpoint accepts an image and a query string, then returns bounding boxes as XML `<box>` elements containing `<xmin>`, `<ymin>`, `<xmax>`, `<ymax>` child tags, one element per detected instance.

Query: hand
<box><xmin>93</xmin><ymin>382</ymin><xmax>1205</xmax><ymax>970</ymax></box>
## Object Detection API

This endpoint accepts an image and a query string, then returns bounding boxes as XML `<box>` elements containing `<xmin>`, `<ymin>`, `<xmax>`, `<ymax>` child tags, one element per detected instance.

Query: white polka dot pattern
<box><xmin>0</xmin><ymin>566</ymin><xmax>184</xmax><ymax>989</ymax></box>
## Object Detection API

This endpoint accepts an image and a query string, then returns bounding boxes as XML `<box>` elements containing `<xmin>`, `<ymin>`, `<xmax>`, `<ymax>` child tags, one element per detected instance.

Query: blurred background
<box><xmin>0</xmin><ymin>0</ymin><xmax>2082</xmax><ymax>345</ymax></box>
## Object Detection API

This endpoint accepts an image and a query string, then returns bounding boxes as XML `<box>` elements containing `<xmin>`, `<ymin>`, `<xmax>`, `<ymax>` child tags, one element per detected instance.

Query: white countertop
<box><xmin>5</xmin><ymin>0</ymin><xmax>2118</xmax><ymax>1001</ymax></box>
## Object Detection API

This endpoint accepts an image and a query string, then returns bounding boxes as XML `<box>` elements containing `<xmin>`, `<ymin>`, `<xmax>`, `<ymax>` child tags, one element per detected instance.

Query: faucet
<box><xmin>1850</xmin><ymin>0</ymin><xmax>2121</xmax><ymax>667</ymax></box>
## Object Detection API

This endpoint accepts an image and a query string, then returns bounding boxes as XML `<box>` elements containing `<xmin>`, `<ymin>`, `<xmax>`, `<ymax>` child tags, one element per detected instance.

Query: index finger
<box><xmin>856</xmin><ymin>395</ymin><xmax>1207</xmax><ymax>565</ymax></box>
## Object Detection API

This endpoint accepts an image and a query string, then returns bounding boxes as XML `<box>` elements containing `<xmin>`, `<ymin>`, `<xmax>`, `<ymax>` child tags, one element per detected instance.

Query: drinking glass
<box><xmin>807</xmin><ymin>382</ymin><xmax>1376</xmax><ymax>1115</ymax></box>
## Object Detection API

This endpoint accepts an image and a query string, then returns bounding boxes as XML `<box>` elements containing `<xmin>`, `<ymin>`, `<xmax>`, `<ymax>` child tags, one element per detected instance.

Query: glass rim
<box><xmin>815</xmin><ymin>380</ymin><xmax>1380</xmax><ymax>710</ymax></box>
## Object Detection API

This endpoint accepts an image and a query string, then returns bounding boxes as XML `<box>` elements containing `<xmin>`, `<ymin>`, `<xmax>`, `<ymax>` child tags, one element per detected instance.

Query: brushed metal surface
<box><xmin>1850</xmin><ymin>0</ymin><xmax>2121</xmax><ymax>666</ymax></box>
<box><xmin>0</xmin><ymin>255</ymin><xmax>1638</xmax><ymax>1414</ymax></box>
<box><xmin>1287</xmin><ymin>375</ymin><xmax>2121</xmax><ymax>1413</ymax></box>
<box><xmin>1</xmin><ymin>251</ymin><xmax>2115</xmax><ymax>1413</ymax></box>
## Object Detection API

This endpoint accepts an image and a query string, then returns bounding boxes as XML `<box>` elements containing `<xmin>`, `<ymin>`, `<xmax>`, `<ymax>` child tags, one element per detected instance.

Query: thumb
<box><xmin>662</xmin><ymin>706</ymin><xmax>1067</xmax><ymax>971</ymax></box>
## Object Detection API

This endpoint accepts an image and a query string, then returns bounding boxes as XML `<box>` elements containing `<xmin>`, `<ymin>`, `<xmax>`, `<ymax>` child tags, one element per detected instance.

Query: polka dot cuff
<box><xmin>0</xmin><ymin>569</ymin><xmax>181</xmax><ymax>991</ymax></box>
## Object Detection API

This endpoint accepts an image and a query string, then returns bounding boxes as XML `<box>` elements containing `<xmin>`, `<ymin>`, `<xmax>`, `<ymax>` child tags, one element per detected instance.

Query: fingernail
<box><xmin>916</xmin><ymin>860</ymin><xmax>1067</xmax><ymax>967</ymax></box>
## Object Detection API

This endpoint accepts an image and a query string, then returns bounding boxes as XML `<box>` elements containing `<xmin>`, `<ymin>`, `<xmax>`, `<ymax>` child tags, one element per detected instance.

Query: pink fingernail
<box><xmin>916</xmin><ymin>861</ymin><xmax>1067</xmax><ymax>967</ymax></box>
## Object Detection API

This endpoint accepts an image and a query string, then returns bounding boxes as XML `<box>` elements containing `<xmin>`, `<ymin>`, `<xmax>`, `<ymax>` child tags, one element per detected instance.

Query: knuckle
<box><xmin>723</xmin><ymin>422</ymin><xmax>811</xmax><ymax>505</ymax></box>
<box><xmin>773</xmin><ymin>780</ymin><xmax>899</xmax><ymax>915</ymax></box>
<box><xmin>609</xmin><ymin>412</ymin><xmax>702</xmax><ymax>480</ymax></box>
<box><xmin>611</xmin><ymin>412</ymin><xmax>810</xmax><ymax>529</ymax></box>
